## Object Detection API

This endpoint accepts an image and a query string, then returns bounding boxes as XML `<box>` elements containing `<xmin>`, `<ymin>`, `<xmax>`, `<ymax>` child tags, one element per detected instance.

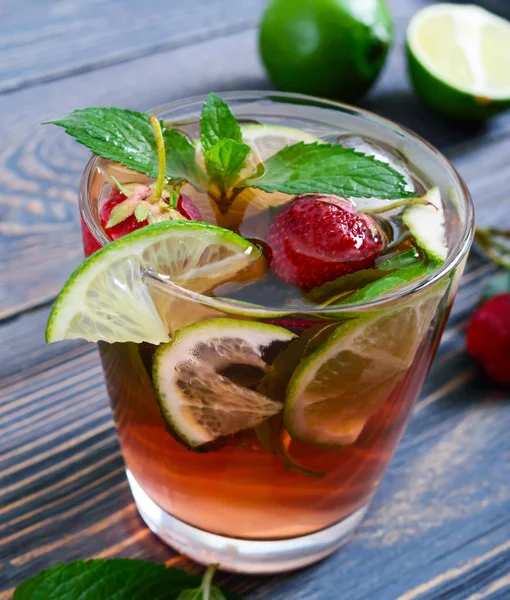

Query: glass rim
<box><xmin>79</xmin><ymin>90</ymin><xmax>475</xmax><ymax>316</ymax></box>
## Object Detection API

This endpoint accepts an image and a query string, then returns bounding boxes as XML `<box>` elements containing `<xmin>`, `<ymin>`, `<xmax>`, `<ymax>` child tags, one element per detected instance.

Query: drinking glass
<box><xmin>79</xmin><ymin>92</ymin><xmax>474</xmax><ymax>573</ymax></box>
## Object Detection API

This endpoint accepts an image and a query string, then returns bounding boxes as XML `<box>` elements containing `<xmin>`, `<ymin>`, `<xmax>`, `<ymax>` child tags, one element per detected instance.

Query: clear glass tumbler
<box><xmin>79</xmin><ymin>92</ymin><xmax>474</xmax><ymax>573</ymax></box>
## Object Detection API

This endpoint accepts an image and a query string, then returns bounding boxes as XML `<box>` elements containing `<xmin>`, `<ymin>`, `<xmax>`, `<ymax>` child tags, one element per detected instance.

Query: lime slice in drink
<box><xmin>153</xmin><ymin>318</ymin><xmax>296</xmax><ymax>447</ymax></box>
<box><xmin>284</xmin><ymin>286</ymin><xmax>446</xmax><ymax>446</ymax></box>
<box><xmin>239</xmin><ymin>124</ymin><xmax>320</xmax><ymax>178</ymax></box>
<box><xmin>403</xmin><ymin>187</ymin><xmax>447</xmax><ymax>263</ymax></box>
<box><xmin>46</xmin><ymin>222</ymin><xmax>263</xmax><ymax>345</ymax></box>
<box><xmin>407</xmin><ymin>4</ymin><xmax>510</xmax><ymax>120</ymax></box>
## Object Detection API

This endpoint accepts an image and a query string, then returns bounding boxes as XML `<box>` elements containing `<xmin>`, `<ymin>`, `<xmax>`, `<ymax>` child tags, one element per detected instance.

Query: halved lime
<box><xmin>46</xmin><ymin>222</ymin><xmax>263</xmax><ymax>344</ymax></box>
<box><xmin>407</xmin><ymin>4</ymin><xmax>510</xmax><ymax>120</ymax></box>
<box><xmin>403</xmin><ymin>187</ymin><xmax>447</xmax><ymax>263</ymax></box>
<box><xmin>284</xmin><ymin>285</ymin><xmax>446</xmax><ymax>446</ymax></box>
<box><xmin>153</xmin><ymin>318</ymin><xmax>296</xmax><ymax>447</ymax></box>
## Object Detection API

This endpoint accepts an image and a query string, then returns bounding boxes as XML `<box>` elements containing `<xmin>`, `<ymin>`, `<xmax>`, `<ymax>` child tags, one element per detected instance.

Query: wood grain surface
<box><xmin>1</xmin><ymin>0</ymin><xmax>510</xmax><ymax>598</ymax></box>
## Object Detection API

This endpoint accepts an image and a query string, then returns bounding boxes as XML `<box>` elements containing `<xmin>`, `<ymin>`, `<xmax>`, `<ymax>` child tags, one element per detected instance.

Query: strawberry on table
<box><xmin>467</xmin><ymin>292</ymin><xmax>510</xmax><ymax>386</ymax></box>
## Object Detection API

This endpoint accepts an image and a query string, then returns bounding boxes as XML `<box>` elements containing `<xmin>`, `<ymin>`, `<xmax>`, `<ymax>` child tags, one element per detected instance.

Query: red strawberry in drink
<box><xmin>177</xmin><ymin>192</ymin><xmax>203</xmax><ymax>221</ymax></box>
<box><xmin>101</xmin><ymin>187</ymin><xmax>202</xmax><ymax>241</ymax></box>
<box><xmin>101</xmin><ymin>186</ymin><xmax>149</xmax><ymax>240</ymax></box>
<box><xmin>100</xmin><ymin>116</ymin><xmax>201</xmax><ymax>241</ymax></box>
<box><xmin>267</xmin><ymin>194</ymin><xmax>385</xmax><ymax>289</ymax></box>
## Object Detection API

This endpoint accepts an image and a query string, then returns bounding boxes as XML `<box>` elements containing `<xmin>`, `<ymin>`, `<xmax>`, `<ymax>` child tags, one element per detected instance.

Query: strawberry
<box><xmin>100</xmin><ymin>187</ymin><xmax>202</xmax><ymax>241</ymax></box>
<box><xmin>100</xmin><ymin>115</ymin><xmax>202</xmax><ymax>241</ymax></box>
<box><xmin>466</xmin><ymin>293</ymin><xmax>510</xmax><ymax>386</ymax></box>
<box><xmin>100</xmin><ymin>187</ymin><xmax>149</xmax><ymax>241</ymax></box>
<box><xmin>177</xmin><ymin>192</ymin><xmax>203</xmax><ymax>221</ymax></box>
<box><xmin>267</xmin><ymin>194</ymin><xmax>385</xmax><ymax>289</ymax></box>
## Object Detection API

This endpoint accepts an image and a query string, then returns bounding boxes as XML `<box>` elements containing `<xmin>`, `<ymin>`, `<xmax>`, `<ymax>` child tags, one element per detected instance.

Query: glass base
<box><xmin>127</xmin><ymin>470</ymin><xmax>368</xmax><ymax>574</ymax></box>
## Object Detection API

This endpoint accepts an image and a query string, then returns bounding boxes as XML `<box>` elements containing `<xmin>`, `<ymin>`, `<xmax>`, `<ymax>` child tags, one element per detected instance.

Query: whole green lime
<box><xmin>259</xmin><ymin>0</ymin><xmax>393</xmax><ymax>103</ymax></box>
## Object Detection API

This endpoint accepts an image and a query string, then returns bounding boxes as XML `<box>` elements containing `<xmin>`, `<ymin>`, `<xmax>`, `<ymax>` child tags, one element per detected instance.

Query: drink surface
<box><xmin>78</xmin><ymin>114</ymin><xmax>455</xmax><ymax>539</ymax></box>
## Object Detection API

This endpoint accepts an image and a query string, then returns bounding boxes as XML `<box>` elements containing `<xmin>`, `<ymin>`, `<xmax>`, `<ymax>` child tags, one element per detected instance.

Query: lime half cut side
<box><xmin>153</xmin><ymin>318</ymin><xmax>296</xmax><ymax>447</ymax></box>
<box><xmin>407</xmin><ymin>3</ymin><xmax>510</xmax><ymax>119</ymax></box>
<box><xmin>46</xmin><ymin>222</ymin><xmax>262</xmax><ymax>345</ymax></box>
<box><xmin>284</xmin><ymin>284</ymin><xmax>448</xmax><ymax>446</ymax></box>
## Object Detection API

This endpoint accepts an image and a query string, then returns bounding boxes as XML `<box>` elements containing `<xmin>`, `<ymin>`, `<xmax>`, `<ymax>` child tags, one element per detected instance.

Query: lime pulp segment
<box><xmin>46</xmin><ymin>222</ymin><xmax>262</xmax><ymax>344</ymax></box>
<box><xmin>284</xmin><ymin>284</ymin><xmax>448</xmax><ymax>446</ymax></box>
<box><xmin>153</xmin><ymin>318</ymin><xmax>296</xmax><ymax>447</ymax></box>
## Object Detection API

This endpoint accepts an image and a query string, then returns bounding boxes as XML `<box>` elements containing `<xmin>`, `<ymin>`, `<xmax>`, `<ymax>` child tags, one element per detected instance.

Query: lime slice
<box><xmin>407</xmin><ymin>4</ymin><xmax>510</xmax><ymax>120</ymax></box>
<box><xmin>239</xmin><ymin>124</ymin><xmax>320</xmax><ymax>178</ymax></box>
<box><xmin>403</xmin><ymin>187</ymin><xmax>447</xmax><ymax>263</ymax></box>
<box><xmin>153</xmin><ymin>318</ymin><xmax>296</xmax><ymax>447</ymax></box>
<box><xmin>46</xmin><ymin>222</ymin><xmax>263</xmax><ymax>344</ymax></box>
<box><xmin>284</xmin><ymin>285</ymin><xmax>446</xmax><ymax>446</ymax></box>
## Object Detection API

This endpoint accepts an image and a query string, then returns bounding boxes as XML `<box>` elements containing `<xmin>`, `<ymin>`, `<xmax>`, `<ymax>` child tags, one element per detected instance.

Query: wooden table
<box><xmin>1</xmin><ymin>1</ymin><xmax>510</xmax><ymax>598</ymax></box>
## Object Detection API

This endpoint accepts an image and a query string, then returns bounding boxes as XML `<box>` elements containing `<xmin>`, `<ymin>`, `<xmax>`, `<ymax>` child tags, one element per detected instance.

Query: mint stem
<box><xmin>277</xmin><ymin>431</ymin><xmax>325</xmax><ymax>479</ymax></box>
<box><xmin>475</xmin><ymin>227</ymin><xmax>510</xmax><ymax>269</ymax></box>
<box><xmin>201</xmin><ymin>563</ymin><xmax>218</xmax><ymax>600</ymax></box>
<box><xmin>149</xmin><ymin>115</ymin><xmax>166</xmax><ymax>203</ymax></box>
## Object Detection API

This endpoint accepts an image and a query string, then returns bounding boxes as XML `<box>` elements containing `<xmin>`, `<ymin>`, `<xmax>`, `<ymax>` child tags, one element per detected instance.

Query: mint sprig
<box><xmin>46</xmin><ymin>95</ymin><xmax>414</xmax><ymax>207</ymax></box>
<box><xmin>199</xmin><ymin>94</ymin><xmax>251</xmax><ymax>205</ymax></box>
<box><xmin>200</xmin><ymin>93</ymin><xmax>243</xmax><ymax>153</ymax></box>
<box><xmin>240</xmin><ymin>142</ymin><xmax>412</xmax><ymax>199</ymax></box>
<box><xmin>205</xmin><ymin>138</ymin><xmax>251</xmax><ymax>197</ymax></box>
<box><xmin>13</xmin><ymin>559</ymin><xmax>239</xmax><ymax>600</ymax></box>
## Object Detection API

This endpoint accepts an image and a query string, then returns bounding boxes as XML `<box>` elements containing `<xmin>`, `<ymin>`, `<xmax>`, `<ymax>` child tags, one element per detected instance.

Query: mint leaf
<box><xmin>336</xmin><ymin>263</ymin><xmax>428</xmax><ymax>306</ymax></box>
<box><xmin>377</xmin><ymin>248</ymin><xmax>421</xmax><ymax>271</ymax></box>
<box><xmin>241</xmin><ymin>142</ymin><xmax>412</xmax><ymax>199</ymax></box>
<box><xmin>164</xmin><ymin>128</ymin><xmax>206</xmax><ymax>188</ymax></box>
<box><xmin>205</xmin><ymin>139</ymin><xmax>250</xmax><ymax>192</ymax></box>
<box><xmin>46</xmin><ymin>108</ymin><xmax>163</xmax><ymax>178</ymax></box>
<box><xmin>200</xmin><ymin>93</ymin><xmax>242</xmax><ymax>153</ymax></box>
<box><xmin>13</xmin><ymin>559</ymin><xmax>202</xmax><ymax>600</ymax></box>
<box><xmin>306</xmin><ymin>268</ymin><xmax>388</xmax><ymax>305</ymax></box>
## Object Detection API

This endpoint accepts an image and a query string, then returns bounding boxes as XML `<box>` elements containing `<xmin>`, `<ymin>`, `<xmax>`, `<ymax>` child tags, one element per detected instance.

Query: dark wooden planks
<box><xmin>2</xmin><ymin>254</ymin><xmax>509</xmax><ymax>600</ymax></box>
<box><xmin>1</xmin><ymin>0</ymin><xmax>510</xmax><ymax>598</ymax></box>
<box><xmin>0</xmin><ymin>0</ymin><xmax>267</xmax><ymax>93</ymax></box>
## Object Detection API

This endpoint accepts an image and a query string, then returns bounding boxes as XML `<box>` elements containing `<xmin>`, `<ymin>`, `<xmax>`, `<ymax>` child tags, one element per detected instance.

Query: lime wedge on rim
<box><xmin>46</xmin><ymin>222</ymin><xmax>263</xmax><ymax>345</ymax></box>
<box><xmin>407</xmin><ymin>4</ymin><xmax>510</xmax><ymax>120</ymax></box>
<box><xmin>284</xmin><ymin>285</ymin><xmax>447</xmax><ymax>446</ymax></box>
<box><xmin>153</xmin><ymin>318</ymin><xmax>295</xmax><ymax>447</ymax></box>
<box><xmin>403</xmin><ymin>187</ymin><xmax>447</xmax><ymax>263</ymax></box>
